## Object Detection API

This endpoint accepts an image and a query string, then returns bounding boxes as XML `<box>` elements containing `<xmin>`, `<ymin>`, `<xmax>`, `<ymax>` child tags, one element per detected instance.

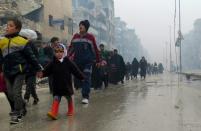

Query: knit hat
<box><xmin>79</xmin><ymin>20</ymin><xmax>90</xmax><ymax>32</ymax></box>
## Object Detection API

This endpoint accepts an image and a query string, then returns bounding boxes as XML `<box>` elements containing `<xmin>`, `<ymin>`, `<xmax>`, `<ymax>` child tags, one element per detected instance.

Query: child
<box><xmin>0</xmin><ymin>18</ymin><xmax>42</xmax><ymax>124</ymax></box>
<box><xmin>38</xmin><ymin>44</ymin><xmax>84</xmax><ymax>120</ymax></box>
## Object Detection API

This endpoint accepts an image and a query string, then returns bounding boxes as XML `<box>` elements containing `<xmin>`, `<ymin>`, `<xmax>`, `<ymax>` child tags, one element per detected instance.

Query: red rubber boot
<box><xmin>47</xmin><ymin>99</ymin><xmax>59</xmax><ymax>120</ymax></box>
<box><xmin>67</xmin><ymin>98</ymin><xmax>74</xmax><ymax>116</ymax></box>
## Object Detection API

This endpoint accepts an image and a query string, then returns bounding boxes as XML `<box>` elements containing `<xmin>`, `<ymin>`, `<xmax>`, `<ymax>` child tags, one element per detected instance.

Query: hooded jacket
<box><xmin>0</xmin><ymin>33</ymin><xmax>42</xmax><ymax>77</ymax></box>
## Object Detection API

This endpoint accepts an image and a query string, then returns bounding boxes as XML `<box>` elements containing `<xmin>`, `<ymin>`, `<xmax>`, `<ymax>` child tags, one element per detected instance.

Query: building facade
<box><xmin>0</xmin><ymin>0</ymin><xmax>73</xmax><ymax>42</ymax></box>
<box><xmin>114</xmin><ymin>17</ymin><xmax>145</xmax><ymax>62</ymax></box>
<box><xmin>72</xmin><ymin>0</ymin><xmax>115</xmax><ymax>49</ymax></box>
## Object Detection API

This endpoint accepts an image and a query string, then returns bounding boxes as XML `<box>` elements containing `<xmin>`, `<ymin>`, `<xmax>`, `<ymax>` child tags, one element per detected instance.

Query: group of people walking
<box><xmin>0</xmin><ymin>17</ymin><xmax>152</xmax><ymax>125</ymax></box>
<box><xmin>147</xmin><ymin>62</ymin><xmax>164</xmax><ymax>75</ymax></box>
<box><xmin>0</xmin><ymin>18</ymin><xmax>98</xmax><ymax>124</ymax></box>
<box><xmin>125</xmin><ymin>57</ymin><xmax>148</xmax><ymax>80</ymax></box>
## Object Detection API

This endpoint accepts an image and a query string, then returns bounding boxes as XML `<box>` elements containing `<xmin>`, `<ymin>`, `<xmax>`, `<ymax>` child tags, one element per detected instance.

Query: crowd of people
<box><xmin>124</xmin><ymin>60</ymin><xmax>164</xmax><ymax>81</ymax></box>
<box><xmin>0</xmin><ymin>18</ymin><xmax>163</xmax><ymax>125</ymax></box>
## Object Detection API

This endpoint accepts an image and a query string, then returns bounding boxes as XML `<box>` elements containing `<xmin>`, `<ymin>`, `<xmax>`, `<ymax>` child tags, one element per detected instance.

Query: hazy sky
<box><xmin>114</xmin><ymin>0</ymin><xmax>201</xmax><ymax>63</ymax></box>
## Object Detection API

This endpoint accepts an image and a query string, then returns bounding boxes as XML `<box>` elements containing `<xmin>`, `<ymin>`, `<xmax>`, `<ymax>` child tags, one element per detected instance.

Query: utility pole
<box><xmin>169</xmin><ymin>26</ymin><xmax>172</xmax><ymax>72</ymax></box>
<box><xmin>165</xmin><ymin>42</ymin><xmax>168</xmax><ymax>71</ymax></box>
<box><xmin>163</xmin><ymin>45</ymin><xmax>166</xmax><ymax>70</ymax></box>
<box><xmin>179</xmin><ymin>0</ymin><xmax>182</xmax><ymax>73</ymax></box>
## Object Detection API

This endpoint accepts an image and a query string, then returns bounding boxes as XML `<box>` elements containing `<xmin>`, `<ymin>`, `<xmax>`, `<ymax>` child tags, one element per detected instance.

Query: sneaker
<box><xmin>33</xmin><ymin>98</ymin><xmax>39</xmax><ymax>105</ymax></box>
<box><xmin>21</xmin><ymin>103</ymin><xmax>27</xmax><ymax>116</ymax></box>
<box><xmin>81</xmin><ymin>99</ymin><xmax>89</xmax><ymax>104</ymax></box>
<box><xmin>9</xmin><ymin>111</ymin><xmax>15</xmax><ymax>116</ymax></box>
<box><xmin>10</xmin><ymin>115</ymin><xmax>23</xmax><ymax>124</ymax></box>
<box><xmin>24</xmin><ymin>99</ymin><xmax>29</xmax><ymax>104</ymax></box>
<box><xmin>21</xmin><ymin>108</ymin><xmax>27</xmax><ymax>116</ymax></box>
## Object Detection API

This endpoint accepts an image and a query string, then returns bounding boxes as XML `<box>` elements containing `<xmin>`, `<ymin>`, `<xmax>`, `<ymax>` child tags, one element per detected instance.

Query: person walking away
<box><xmin>153</xmin><ymin>62</ymin><xmax>158</xmax><ymax>74</ymax></box>
<box><xmin>125</xmin><ymin>62</ymin><xmax>132</xmax><ymax>80</ymax></box>
<box><xmin>0</xmin><ymin>18</ymin><xmax>43</xmax><ymax>124</ymax></box>
<box><xmin>38</xmin><ymin>44</ymin><xmax>84</xmax><ymax>120</ymax></box>
<box><xmin>139</xmin><ymin>57</ymin><xmax>147</xmax><ymax>79</ymax></box>
<box><xmin>68</xmin><ymin>20</ymin><xmax>100</xmax><ymax>104</ymax></box>
<box><xmin>158</xmin><ymin>63</ymin><xmax>164</xmax><ymax>74</ymax></box>
<box><xmin>132</xmin><ymin>58</ymin><xmax>139</xmax><ymax>79</ymax></box>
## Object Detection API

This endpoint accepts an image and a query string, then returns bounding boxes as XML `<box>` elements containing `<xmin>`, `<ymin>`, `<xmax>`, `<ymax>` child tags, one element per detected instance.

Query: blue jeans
<box><xmin>76</xmin><ymin>63</ymin><xmax>92</xmax><ymax>99</ymax></box>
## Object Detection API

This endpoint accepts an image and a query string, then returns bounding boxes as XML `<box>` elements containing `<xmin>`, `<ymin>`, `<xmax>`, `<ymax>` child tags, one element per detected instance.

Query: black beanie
<box><xmin>79</xmin><ymin>20</ymin><xmax>90</xmax><ymax>32</ymax></box>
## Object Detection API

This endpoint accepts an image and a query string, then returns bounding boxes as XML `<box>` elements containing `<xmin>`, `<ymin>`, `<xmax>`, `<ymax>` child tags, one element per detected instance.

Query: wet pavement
<box><xmin>1</xmin><ymin>73</ymin><xmax>201</xmax><ymax>131</ymax></box>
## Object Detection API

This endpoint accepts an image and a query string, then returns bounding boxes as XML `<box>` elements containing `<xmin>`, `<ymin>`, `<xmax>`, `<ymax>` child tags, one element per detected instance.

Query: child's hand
<box><xmin>37</xmin><ymin>71</ymin><xmax>43</xmax><ymax>78</ymax></box>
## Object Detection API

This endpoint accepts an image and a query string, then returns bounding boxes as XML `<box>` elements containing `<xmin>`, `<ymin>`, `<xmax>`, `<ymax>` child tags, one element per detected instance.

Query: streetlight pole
<box><xmin>165</xmin><ymin>42</ymin><xmax>168</xmax><ymax>71</ymax></box>
<box><xmin>179</xmin><ymin>0</ymin><xmax>182</xmax><ymax>73</ymax></box>
<box><xmin>169</xmin><ymin>26</ymin><xmax>172</xmax><ymax>72</ymax></box>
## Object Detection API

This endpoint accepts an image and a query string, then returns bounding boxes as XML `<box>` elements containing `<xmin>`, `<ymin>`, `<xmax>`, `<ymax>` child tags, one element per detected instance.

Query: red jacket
<box><xmin>68</xmin><ymin>33</ymin><xmax>100</xmax><ymax>64</ymax></box>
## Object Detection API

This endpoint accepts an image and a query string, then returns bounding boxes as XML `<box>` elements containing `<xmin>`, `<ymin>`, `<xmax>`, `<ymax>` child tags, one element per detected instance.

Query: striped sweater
<box><xmin>68</xmin><ymin>33</ymin><xmax>100</xmax><ymax>64</ymax></box>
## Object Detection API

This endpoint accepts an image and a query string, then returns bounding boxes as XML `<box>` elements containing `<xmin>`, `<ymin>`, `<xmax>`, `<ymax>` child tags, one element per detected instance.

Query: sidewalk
<box><xmin>181</xmin><ymin>70</ymin><xmax>201</xmax><ymax>79</ymax></box>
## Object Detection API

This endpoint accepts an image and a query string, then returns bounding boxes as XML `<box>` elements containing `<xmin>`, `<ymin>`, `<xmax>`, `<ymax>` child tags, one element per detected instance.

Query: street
<box><xmin>1</xmin><ymin>73</ymin><xmax>201</xmax><ymax>131</ymax></box>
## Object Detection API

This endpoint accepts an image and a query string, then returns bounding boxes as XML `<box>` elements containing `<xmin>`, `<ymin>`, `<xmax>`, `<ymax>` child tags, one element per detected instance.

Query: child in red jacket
<box><xmin>38</xmin><ymin>44</ymin><xmax>84</xmax><ymax>120</ymax></box>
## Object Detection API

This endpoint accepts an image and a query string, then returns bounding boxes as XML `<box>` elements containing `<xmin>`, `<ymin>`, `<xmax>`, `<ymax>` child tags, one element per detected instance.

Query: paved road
<box><xmin>1</xmin><ymin>73</ymin><xmax>201</xmax><ymax>131</ymax></box>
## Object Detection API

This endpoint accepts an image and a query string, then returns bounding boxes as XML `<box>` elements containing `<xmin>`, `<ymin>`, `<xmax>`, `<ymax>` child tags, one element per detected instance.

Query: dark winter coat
<box><xmin>139</xmin><ymin>59</ymin><xmax>147</xmax><ymax>77</ymax></box>
<box><xmin>109</xmin><ymin>54</ymin><xmax>126</xmax><ymax>83</ymax></box>
<box><xmin>42</xmin><ymin>57</ymin><xmax>84</xmax><ymax>96</ymax></box>
<box><xmin>132</xmin><ymin>59</ymin><xmax>139</xmax><ymax>76</ymax></box>
<box><xmin>26</xmin><ymin>40</ymin><xmax>40</xmax><ymax>75</ymax></box>
<box><xmin>0</xmin><ymin>33</ymin><xmax>42</xmax><ymax>77</ymax></box>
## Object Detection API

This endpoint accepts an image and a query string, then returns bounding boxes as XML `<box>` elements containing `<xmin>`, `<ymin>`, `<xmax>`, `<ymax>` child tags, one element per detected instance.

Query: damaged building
<box><xmin>72</xmin><ymin>0</ymin><xmax>115</xmax><ymax>49</ymax></box>
<box><xmin>0</xmin><ymin>0</ymin><xmax>73</xmax><ymax>43</ymax></box>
